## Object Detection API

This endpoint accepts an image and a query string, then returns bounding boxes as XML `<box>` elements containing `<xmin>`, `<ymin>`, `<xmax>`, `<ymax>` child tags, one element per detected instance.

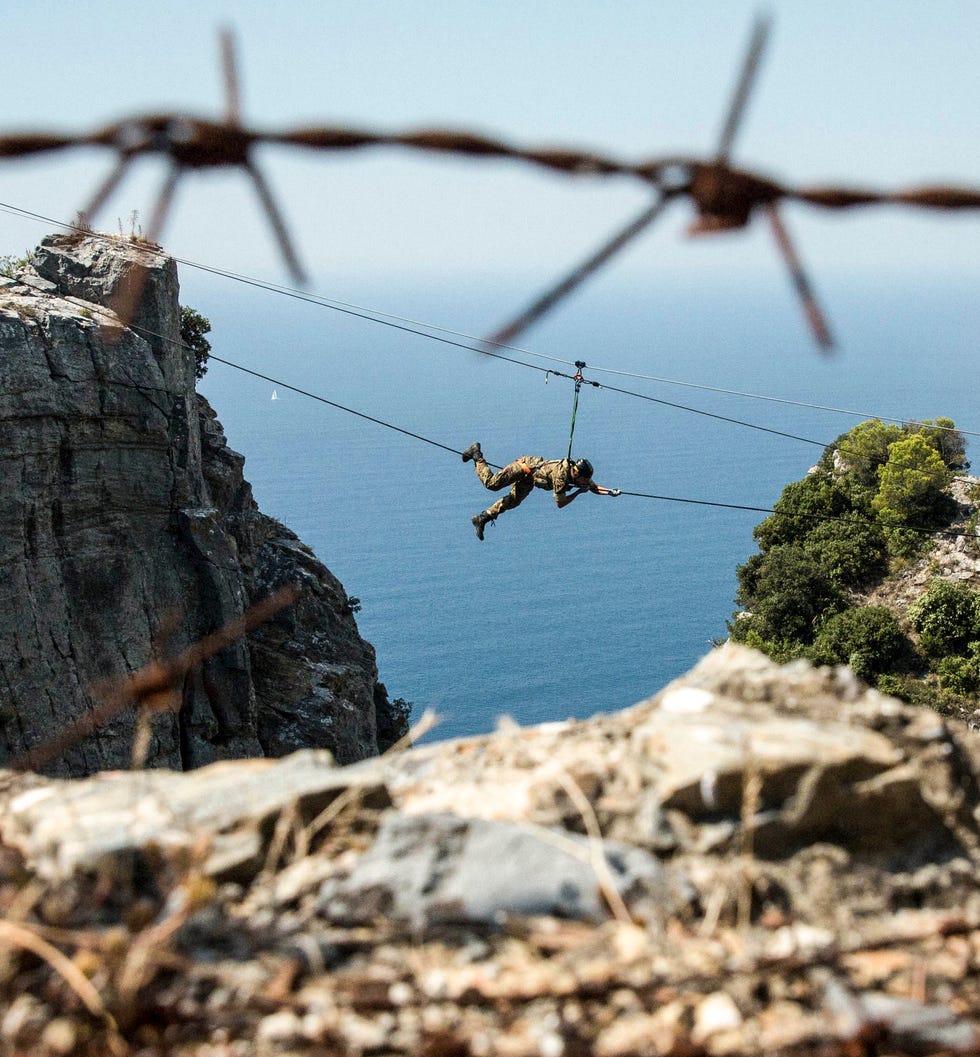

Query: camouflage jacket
<box><xmin>516</xmin><ymin>457</ymin><xmax>597</xmax><ymax>502</ymax></box>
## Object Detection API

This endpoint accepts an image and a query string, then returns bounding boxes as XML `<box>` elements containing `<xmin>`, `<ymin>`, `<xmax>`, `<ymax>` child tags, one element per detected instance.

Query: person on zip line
<box><xmin>461</xmin><ymin>442</ymin><xmax>621</xmax><ymax>540</ymax></box>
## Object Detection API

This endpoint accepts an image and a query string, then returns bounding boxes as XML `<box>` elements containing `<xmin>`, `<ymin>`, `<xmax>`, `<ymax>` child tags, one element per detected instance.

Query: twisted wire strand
<box><xmin>3</xmin><ymin>120</ymin><xmax>979</xmax><ymax>210</ymax></box>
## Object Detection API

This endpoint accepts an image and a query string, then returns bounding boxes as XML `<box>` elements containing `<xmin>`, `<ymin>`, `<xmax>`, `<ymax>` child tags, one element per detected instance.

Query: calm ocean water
<box><xmin>193</xmin><ymin>271</ymin><xmax>979</xmax><ymax>743</ymax></box>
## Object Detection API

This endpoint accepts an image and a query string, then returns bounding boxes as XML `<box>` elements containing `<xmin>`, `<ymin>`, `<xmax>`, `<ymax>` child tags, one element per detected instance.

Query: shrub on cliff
<box><xmin>803</xmin><ymin>517</ymin><xmax>888</xmax><ymax>590</ymax></box>
<box><xmin>180</xmin><ymin>305</ymin><xmax>212</xmax><ymax>380</ymax></box>
<box><xmin>729</xmin><ymin>417</ymin><xmax>971</xmax><ymax>709</ymax></box>
<box><xmin>906</xmin><ymin>417</ymin><xmax>969</xmax><ymax>472</ymax></box>
<box><xmin>810</xmin><ymin>606</ymin><xmax>910</xmax><ymax>684</ymax></box>
<box><xmin>0</xmin><ymin>253</ymin><xmax>30</xmax><ymax>278</ymax></box>
<box><xmin>821</xmin><ymin>419</ymin><xmax>903</xmax><ymax>499</ymax></box>
<box><xmin>872</xmin><ymin>434</ymin><xmax>954</xmax><ymax>530</ymax></box>
<box><xmin>908</xmin><ymin>578</ymin><xmax>980</xmax><ymax>658</ymax></box>
<box><xmin>733</xmin><ymin>543</ymin><xmax>846</xmax><ymax>645</ymax></box>
<box><xmin>752</xmin><ymin>473</ymin><xmax>854</xmax><ymax>551</ymax></box>
<box><xmin>935</xmin><ymin>647</ymin><xmax>980</xmax><ymax>696</ymax></box>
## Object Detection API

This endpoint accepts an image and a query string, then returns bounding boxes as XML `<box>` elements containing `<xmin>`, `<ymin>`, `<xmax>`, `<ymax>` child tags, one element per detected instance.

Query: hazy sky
<box><xmin>2</xmin><ymin>0</ymin><xmax>978</xmax><ymax>300</ymax></box>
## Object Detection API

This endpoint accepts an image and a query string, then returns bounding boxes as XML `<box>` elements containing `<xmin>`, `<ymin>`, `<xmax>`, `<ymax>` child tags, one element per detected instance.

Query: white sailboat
<box><xmin>271</xmin><ymin>389</ymin><xmax>278</xmax><ymax>401</ymax></box>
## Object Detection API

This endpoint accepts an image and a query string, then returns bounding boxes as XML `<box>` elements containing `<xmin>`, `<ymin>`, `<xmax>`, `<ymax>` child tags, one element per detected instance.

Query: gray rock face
<box><xmin>0</xmin><ymin>234</ymin><xmax>406</xmax><ymax>776</ymax></box>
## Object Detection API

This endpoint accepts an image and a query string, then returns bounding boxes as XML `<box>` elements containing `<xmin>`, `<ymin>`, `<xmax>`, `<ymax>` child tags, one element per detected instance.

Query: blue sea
<box><xmin>191</xmin><ymin>270</ymin><xmax>979</xmax><ymax>744</ymax></box>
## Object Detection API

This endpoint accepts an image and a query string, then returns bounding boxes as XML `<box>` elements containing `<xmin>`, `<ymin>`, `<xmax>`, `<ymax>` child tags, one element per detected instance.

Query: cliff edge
<box><xmin>0</xmin><ymin>233</ymin><xmax>407</xmax><ymax>776</ymax></box>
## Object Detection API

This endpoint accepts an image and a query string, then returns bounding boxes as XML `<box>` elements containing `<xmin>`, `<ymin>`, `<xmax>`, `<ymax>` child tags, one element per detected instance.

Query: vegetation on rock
<box><xmin>729</xmin><ymin>417</ymin><xmax>980</xmax><ymax>716</ymax></box>
<box><xmin>0</xmin><ymin>253</ymin><xmax>30</xmax><ymax>278</ymax></box>
<box><xmin>179</xmin><ymin>304</ymin><xmax>212</xmax><ymax>380</ymax></box>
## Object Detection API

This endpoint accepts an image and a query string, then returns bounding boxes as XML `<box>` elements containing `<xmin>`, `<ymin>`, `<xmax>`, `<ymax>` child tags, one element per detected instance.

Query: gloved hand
<box><xmin>610</xmin><ymin>489</ymin><xmax>622</xmax><ymax>497</ymax></box>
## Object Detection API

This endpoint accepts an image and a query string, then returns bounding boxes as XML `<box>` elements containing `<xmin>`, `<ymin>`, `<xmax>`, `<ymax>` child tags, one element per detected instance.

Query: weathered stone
<box><xmin>350</xmin><ymin>646</ymin><xmax>974</xmax><ymax>867</ymax></box>
<box><xmin>2</xmin><ymin>749</ymin><xmax>389</xmax><ymax>883</ymax></box>
<box><xmin>0</xmin><ymin>235</ymin><xmax>407</xmax><ymax>776</ymax></box>
<box><xmin>318</xmin><ymin>810</ymin><xmax>685</xmax><ymax>927</ymax></box>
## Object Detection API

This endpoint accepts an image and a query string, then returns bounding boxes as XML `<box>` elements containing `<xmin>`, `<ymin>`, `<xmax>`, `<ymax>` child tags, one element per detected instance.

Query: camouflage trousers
<box><xmin>472</xmin><ymin>456</ymin><xmax>544</xmax><ymax>518</ymax></box>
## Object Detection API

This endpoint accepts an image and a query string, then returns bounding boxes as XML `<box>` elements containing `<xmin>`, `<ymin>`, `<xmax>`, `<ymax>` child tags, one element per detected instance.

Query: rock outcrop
<box><xmin>0</xmin><ymin>644</ymin><xmax>977</xmax><ymax>1054</ymax></box>
<box><xmin>0</xmin><ymin>233</ymin><xmax>406</xmax><ymax>777</ymax></box>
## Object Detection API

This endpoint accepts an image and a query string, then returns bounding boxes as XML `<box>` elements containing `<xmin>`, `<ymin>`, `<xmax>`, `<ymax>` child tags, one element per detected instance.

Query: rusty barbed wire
<box><xmin>1</xmin><ymin>20</ymin><xmax>979</xmax><ymax>346</ymax></box>
<box><xmin>5</xmin><ymin>115</ymin><xmax>979</xmax><ymax>210</ymax></box>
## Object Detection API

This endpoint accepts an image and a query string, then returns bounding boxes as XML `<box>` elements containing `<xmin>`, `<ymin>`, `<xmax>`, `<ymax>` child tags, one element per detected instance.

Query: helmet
<box><xmin>572</xmin><ymin>458</ymin><xmax>594</xmax><ymax>480</ymax></box>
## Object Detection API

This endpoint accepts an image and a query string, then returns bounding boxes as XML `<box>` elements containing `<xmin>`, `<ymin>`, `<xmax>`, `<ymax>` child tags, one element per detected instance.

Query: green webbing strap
<box><xmin>565</xmin><ymin>361</ymin><xmax>587</xmax><ymax>466</ymax></box>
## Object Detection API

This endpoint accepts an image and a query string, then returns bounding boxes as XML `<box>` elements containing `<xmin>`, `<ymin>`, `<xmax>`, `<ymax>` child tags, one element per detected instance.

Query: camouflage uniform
<box><xmin>473</xmin><ymin>455</ymin><xmax>576</xmax><ymax>517</ymax></box>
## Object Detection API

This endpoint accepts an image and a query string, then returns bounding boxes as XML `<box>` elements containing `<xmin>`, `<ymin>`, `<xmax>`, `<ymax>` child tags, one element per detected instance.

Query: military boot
<box><xmin>461</xmin><ymin>442</ymin><xmax>483</xmax><ymax>463</ymax></box>
<box><xmin>471</xmin><ymin>511</ymin><xmax>494</xmax><ymax>540</ymax></box>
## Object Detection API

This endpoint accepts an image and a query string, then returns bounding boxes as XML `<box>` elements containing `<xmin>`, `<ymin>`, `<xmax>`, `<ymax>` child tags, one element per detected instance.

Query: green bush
<box><xmin>884</xmin><ymin>526</ymin><xmax>935</xmax><ymax>561</ymax></box>
<box><xmin>729</xmin><ymin>416</ymin><xmax>970</xmax><ymax>696</ymax></box>
<box><xmin>935</xmin><ymin>648</ymin><xmax>980</xmax><ymax>695</ymax></box>
<box><xmin>811</xmin><ymin>606</ymin><xmax>909</xmax><ymax>683</ymax></box>
<box><xmin>877</xmin><ymin>672</ymin><xmax>975</xmax><ymax>718</ymax></box>
<box><xmin>753</xmin><ymin>473</ymin><xmax>853</xmax><ymax>551</ymax></box>
<box><xmin>908</xmin><ymin>578</ymin><xmax>980</xmax><ymax>658</ymax></box>
<box><xmin>726</xmin><ymin>620</ymin><xmax>811</xmax><ymax>664</ymax></box>
<box><xmin>180</xmin><ymin>305</ymin><xmax>212</xmax><ymax>380</ymax></box>
<box><xmin>0</xmin><ymin>253</ymin><xmax>30</xmax><ymax>279</ymax></box>
<box><xmin>735</xmin><ymin>543</ymin><xmax>846</xmax><ymax>645</ymax></box>
<box><xmin>872</xmin><ymin>434</ymin><xmax>951</xmax><ymax>528</ymax></box>
<box><xmin>905</xmin><ymin>417</ymin><xmax>969</xmax><ymax>471</ymax></box>
<box><xmin>734</xmin><ymin>552</ymin><xmax>765</xmax><ymax>607</ymax></box>
<box><xmin>802</xmin><ymin>517</ymin><xmax>888</xmax><ymax>590</ymax></box>
<box><xmin>823</xmin><ymin>419</ymin><xmax>903</xmax><ymax>490</ymax></box>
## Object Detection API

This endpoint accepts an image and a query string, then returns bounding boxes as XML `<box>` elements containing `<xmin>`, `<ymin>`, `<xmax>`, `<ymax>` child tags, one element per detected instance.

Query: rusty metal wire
<box><xmin>5</xmin><ymin>118</ymin><xmax>978</xmax><ymax>214</ymax></box>
<box><xmin>1</xmin><ymin>23</ymin><xmax>979</xmax><ymax>345</ymax></box>
<box><xmin>5</xmin><ymin>121</ymin><xmax>979</xmax><ymax>211</ymax></box>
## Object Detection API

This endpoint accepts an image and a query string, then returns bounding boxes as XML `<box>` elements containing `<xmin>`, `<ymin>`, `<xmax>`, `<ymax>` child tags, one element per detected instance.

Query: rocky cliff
<box><xmin>0</xmin><ymin>644</ymin><xmax>977</xmax><ymax>1055</ymax></box>
<box><xmin>0</xmin><ymin>233</ymin><xmax>406</xmax><ymax>777</ymax></box>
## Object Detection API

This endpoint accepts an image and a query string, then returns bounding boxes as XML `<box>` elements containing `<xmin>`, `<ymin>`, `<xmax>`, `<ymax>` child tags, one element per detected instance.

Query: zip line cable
<box><xmin>2</xmin><ymin>204</ymin><xmax>946</xmax><ymax>460</ymax></box>
<box><xmin>618</xmin><ymin>488</ymin><xmax>976</xmax><ymax>542</ymax></box>
<box><xmin>596</xmin><ymin>376</ymin><xmax>830</xmax><ymax>448</ymax></box>
<box><xmin>207</xmin><ymin>353</ymin><xmax>462</xmax><ymax>458</ymax></box>
<box><xmin>579</xmin><ymin>364</ymin><xmax>980</xmax><ymax>436</ymax></box>
<box><xmin>3</xmin><ymin>200</ymin><xmax>978</xmax><ymax>441</ymax></box>
<box><xmin>2</xmin><ymin>203</ymin><xmax>845</xmax><ymax>449</ymax></box>
<box><xmin>16</xmin><ymin>273</ymin><xmax>971</xmax><ymax>544</ymax></box>
<box><xmin>204</xmin><ymin>350</ymin><xmax>976</xmax><ymax>543</ymax></box>
<box><xmin>5</xmin><ymin>201</ymin><xmax>975</xmax><ymax>482</ymax></box>
<box><xmin>3</xmin><ymin>205</ymin><xmax>977</xmax><ymax>608</ymax></box>
<box><xmin>0</xmin><ymin>203</ymin><xmax>563</xmax><ymax>376</ymax></box>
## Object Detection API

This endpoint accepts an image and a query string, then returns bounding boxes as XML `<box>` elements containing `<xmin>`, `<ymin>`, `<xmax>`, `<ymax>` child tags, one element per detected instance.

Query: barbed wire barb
<box><xmin>221</xmin><ymin>26</ymin><xmax>242</xmax><ymax>126</ymax></box>
<box><xmin>79</xmin><ymin>28</ymin><xmax>306</xmax><ymax>308</ymax></box>
<box><xmin>482</xmin><ymin>190</ymin><xmax>671</xmax><ymax>349</ymax></box>
<box><xmin>485</xmin><ymin>9</ymin><xmax>831</xmax><ymax>352</ymax></box>
<box><xmin>716</xmin><ymin>11</ymin><xmax>772</xmax><ymax>163</ymax></box>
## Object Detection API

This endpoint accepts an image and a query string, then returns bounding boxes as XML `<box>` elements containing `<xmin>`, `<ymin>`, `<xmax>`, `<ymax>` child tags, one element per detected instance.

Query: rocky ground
<box><xmin>1</xmin><ymin>644</ymin><xmax>977</xmax><ymax>1056</ymax></box>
